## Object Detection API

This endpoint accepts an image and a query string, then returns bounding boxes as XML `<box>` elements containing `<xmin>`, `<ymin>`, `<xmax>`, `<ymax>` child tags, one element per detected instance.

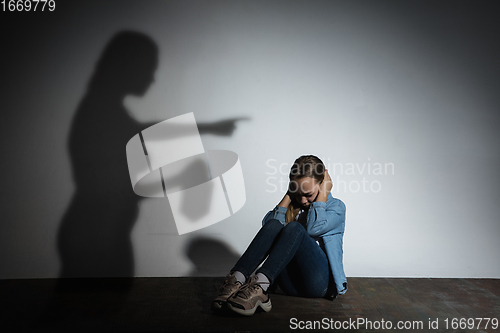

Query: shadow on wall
<box><xmin>57</xmin><ymin>30</ymin><xmax>250</xmax><ymax>289</ymax></box>
<box><xmin>186</xmin><ymin>237</ymin><xmax>241</xmax><ymax>276</ymax></box>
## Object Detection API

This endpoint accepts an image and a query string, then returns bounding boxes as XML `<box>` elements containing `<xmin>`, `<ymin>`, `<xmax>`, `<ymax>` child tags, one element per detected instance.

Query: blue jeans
<box><xmin>231</xmin><ymin>219</ymin><xmax>330</xmax><ymax>298</ymax></box>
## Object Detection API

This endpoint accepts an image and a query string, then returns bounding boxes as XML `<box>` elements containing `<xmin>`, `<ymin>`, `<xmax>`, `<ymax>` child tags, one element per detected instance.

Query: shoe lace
<box><xmin>236</xmin><ymin>277</ymin><xmax>268</xmax><ymax>298</ymax></box>
<box><xmin>219</xmin><ymin>275</ymin><xmax>238</xmax><ymax>293</ymax></box>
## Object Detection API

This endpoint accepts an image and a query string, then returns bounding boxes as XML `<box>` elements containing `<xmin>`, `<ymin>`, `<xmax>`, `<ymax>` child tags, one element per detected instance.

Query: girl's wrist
<box><xmin>315</xmin><ymin>190</ymin><xmax>328</xmax><ymax>203</ymax></box>
<box><xmin>278</xmin><ymin>192</ymin><xmax>292</xmax><ymax>208</ymax></box>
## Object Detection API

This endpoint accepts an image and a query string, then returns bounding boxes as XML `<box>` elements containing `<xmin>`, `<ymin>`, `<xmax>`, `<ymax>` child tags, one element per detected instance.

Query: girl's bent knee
<box><xmin>284</xmin><ymin>221</ymin><xmax>306</xmax><ymax>232</ymax></box>
<box><xmin>263</xmin><ymin>219</ymin><xmax>284</xmax><ymax>230</ymax></box>
<box><xmin>280</xmin><ymin>221</ymin><xmax>306</xmax><ymax>238</ymax></box>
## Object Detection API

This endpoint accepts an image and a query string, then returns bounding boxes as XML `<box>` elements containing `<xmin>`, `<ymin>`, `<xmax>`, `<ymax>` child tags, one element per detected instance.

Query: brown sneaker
<box><xmin>226</xmin><ymin>275</ymin><xmax>272</xmax><ymax>316</ymax></box>
<box><xmin>211</xmin><ymin>273</ymin><xmax>243</xmax><ymax>311</ymax></box>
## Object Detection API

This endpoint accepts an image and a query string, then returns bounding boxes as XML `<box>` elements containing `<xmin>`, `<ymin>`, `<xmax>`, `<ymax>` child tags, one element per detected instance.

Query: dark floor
<box><xmin>0</xmin><ymin>277</ymin><xmax>499</xmax><ymax>332</ymax></box>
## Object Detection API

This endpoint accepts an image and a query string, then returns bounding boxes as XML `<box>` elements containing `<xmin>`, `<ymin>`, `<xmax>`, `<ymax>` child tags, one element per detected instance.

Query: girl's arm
<box><xmin>306</xmin><ymin>170</ymin><xmax>346</xmax><ymax>237</ymax></box>
<box><xmin>262</xmin><ymin>191</ymin><xmax>292</xmax><ymax>226</ymax></box>
<box><xmin>278</xmin><ymin>191</ymin><xmax>292</xmax><ymax>208</ymax></box>
<box><xmin>305</xmin><ymin>197</ymin><xmax>346</xmax><ymax>237</ymax></box>
<box><xmin>315</xmin><ymin>169</ymin><xmax>333</xmax><ymax>203</ymax></box>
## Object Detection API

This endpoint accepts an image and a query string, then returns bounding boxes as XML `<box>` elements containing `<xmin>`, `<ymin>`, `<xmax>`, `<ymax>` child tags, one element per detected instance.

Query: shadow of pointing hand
<box><xmin>198</xmin><ymin>117</ymin><xmax>251</xmax><ymax>136</ymax></box>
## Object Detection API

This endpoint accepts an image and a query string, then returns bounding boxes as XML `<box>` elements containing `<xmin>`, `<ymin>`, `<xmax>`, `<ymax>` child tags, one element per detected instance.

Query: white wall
<box><xmin>1</xmin><ymin>0</ymin><xmax>499</xmax><ymax>279</ymax></box>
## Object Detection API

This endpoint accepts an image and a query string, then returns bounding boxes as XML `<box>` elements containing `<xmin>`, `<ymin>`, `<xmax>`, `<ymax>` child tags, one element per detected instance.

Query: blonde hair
<box><xmin>285</xmin><ymin>155</ymin><xmax>326</xmax><ymax>223</ymax></box>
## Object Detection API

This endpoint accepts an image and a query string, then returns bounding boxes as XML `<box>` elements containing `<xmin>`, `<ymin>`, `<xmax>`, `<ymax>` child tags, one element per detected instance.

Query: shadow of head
<box><xmin>89</xmin><ymin>30</ymin><xmax>158</xmax><ymax>97</ymax></box>
<box><xmin>185</xmin><ymin>237</ymin><xmax>241</xmax><ymax>276</ymax></box>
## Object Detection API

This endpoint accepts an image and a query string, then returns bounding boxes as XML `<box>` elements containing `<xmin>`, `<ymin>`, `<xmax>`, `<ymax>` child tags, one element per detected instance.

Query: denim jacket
<box><xmin>262</xmin><ymin>192</ymin><xmax>347</xmax><ymax>299</ymax></box>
